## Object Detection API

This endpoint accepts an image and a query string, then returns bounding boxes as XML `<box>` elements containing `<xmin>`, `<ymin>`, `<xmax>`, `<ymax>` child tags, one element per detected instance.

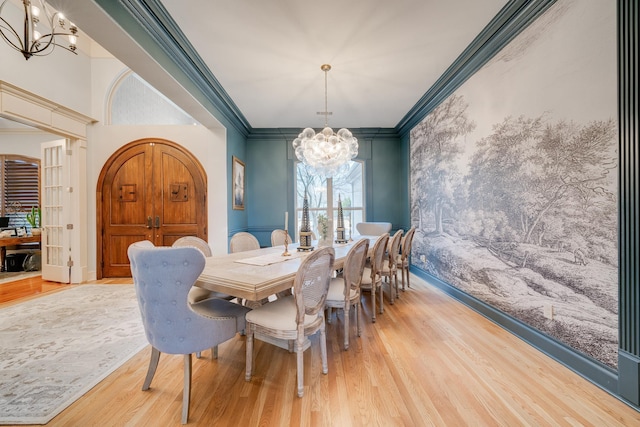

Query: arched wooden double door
<box><xmin>97</xmin><ymin>139</ymin><xmax>207</xmax><ymax>278</ymax></box>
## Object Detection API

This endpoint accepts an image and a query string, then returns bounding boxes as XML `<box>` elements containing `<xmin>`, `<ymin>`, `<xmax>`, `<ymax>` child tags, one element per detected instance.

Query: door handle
<box><xmin>146</xmin><ymin>216</ymin><xmax>152</xmax><ymax>229</ymax></box>
<box><xmin>155</xmin><ymin>216</ymin><xmax>160</xmax><ymax>228</ymax></box>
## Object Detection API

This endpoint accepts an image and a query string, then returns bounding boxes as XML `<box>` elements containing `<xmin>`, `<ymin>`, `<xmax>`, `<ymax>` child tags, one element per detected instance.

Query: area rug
<box><xmin>0</xmin><ymin>285</ymin><xmax>148</xmax><ymax>424</ymax></box>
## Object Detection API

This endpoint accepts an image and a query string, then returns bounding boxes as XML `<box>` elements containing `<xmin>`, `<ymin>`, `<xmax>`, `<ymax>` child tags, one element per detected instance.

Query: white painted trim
<box><xmin>0</xmin><ymin>81</ymin><xmax>95</xmax><ymax>283</ymax></box>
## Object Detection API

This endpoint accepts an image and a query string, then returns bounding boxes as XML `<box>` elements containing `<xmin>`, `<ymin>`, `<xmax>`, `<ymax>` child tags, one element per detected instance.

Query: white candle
<box><xmin>284</xmin><ymin>212</ymin><xmax>288</xmax><ymax>231</ymax></box>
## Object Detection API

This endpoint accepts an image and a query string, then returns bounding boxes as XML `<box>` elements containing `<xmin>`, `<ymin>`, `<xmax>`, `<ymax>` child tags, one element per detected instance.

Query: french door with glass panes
<box><xmin>40</xmin><ymin>139</ymin><xmax>70</xmax><ymax>283</ymax></box>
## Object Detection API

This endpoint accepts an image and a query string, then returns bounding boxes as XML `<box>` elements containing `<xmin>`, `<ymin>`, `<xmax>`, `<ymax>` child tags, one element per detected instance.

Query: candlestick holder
<box><xmin>282</xmin><ymin>229</ymin><xmax>291</xmax><ymax>256</ymax></box>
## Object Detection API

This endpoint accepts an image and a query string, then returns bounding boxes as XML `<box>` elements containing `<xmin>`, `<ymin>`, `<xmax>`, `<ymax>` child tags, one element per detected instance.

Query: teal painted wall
<box><xmin>363</xmin><ymin>132</ymin><xmax>406</xmax><ymax>231</ymax></box>
<box><xmin>246</xmin><ymin>133</ymin><xmax>290</xmax><ymax>247</ymax></box>
<box><xmin>399</xmin><ymin>132</ymin><xmax>411</xmax><ymax>231</ymax></box>
<box><xmin>246</xmin><ymin>129</ymin><xmax>406</xmax><ymax>247</ymax></box>
<box><xmin>227</xmin><ymin>128</ymin><xmax>248</xmax><ymax>238</ymax></box>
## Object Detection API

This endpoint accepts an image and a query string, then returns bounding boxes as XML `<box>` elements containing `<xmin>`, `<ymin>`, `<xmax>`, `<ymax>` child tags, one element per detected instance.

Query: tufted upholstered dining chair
<box><xmin>172</xmin><ymin>236</ymin><xmax>236</xmax><ymax>359</ymax></box>
<box><xmin>325</xmin><ymin>238</ymin><xmax>369</xmax><ymax>350</ymax></box>
<box><xmin>397</xmin><ymin>227</ymin><xmax>416</xmax><ymax>291</ymax></box>
<box><xmin>380</xmin><ymin>229</ymin><xmax>403</xmax><ymax>304</ymax></box>
<box><xmin>128</xmin><ymin>240</ymin><xmax>250</xmax><ymax>424</ymax></box>
<box><xmin>245</xmin><ymin>246</ymin><xmax>335</xmax><ymax>397</ymax></box>
<box><xmin>271</xmin><ymin>229</ymin><xmax>293</xmax><ymax>246</ymax></box>
<box><xmin>229</xmin><ymin>231</ymin><xmax>260</xmax><ymax>253</ymax></box>
<box><xmin>172</xmin><ymin>236</ymin><xmax>234</xmax><ymax>304</ymax></box>
<box><xmin>360</xmin><ymin>233</ymin><xmax>390</xmax><ymax>322</ymax></box>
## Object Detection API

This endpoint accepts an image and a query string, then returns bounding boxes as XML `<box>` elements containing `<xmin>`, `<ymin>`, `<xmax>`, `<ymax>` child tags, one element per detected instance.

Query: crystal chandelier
<box><xmin>0</xmin><ymin>0</ymin><xmax>78</xmax><ymax>60</ymax></box>
<box><xmin>292</xmin><ymin>64</ymin><xmax>358</xmax><ymax>177</ymax></box>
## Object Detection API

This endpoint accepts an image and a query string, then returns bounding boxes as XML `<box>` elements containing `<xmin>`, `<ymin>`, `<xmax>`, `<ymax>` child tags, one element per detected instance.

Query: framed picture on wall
<box><xmin>232</xmin><ymin>156</ymin><xmax>245</xmax><ymax>210</ymax></box>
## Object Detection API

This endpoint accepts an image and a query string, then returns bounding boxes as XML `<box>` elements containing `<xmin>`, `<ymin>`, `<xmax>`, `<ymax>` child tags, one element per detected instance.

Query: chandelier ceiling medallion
<box><xmin>0</xmin><ymin>0</ymin><xmax>78</xmax><ymax>60</ymax></box>
<box><xmin>293</xmin><ymin>64</ymin><xmax>358</xmax><ymax>177</ymax></box>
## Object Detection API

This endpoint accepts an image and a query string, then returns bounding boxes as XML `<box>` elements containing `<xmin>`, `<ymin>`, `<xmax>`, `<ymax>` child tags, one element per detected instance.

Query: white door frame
<box><xmin>0</xmin><ymin>81</ymin><xmax>95</xmax><ymax>283</ymax></box>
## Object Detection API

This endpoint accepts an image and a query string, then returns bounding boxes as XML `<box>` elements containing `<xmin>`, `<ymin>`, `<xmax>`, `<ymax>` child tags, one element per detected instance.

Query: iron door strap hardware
<box><xmin>147</xmin><ymin>216</ymin><xmax>152</xmax><ymax>229</ymax></box>
<box><xmin>155</xmin><ymin>216</ymin><xmax>160</xmax><ymax>228</ymax></box>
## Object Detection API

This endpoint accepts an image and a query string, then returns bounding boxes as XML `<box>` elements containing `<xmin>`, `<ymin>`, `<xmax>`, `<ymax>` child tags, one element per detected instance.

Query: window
<box><xmin>0</xmin><ymin>155</ymin><xmax>40</xmax><ymax>228</ymax></box>
<box><xmin>295</xmin><ymin>161</ymin><xmax>364</xmax><ymax>239</ymax></box>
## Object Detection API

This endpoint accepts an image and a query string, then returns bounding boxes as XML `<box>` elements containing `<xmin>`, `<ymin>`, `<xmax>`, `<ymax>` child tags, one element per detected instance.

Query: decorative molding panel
<box><xmin>617</xmin><ymin>0</ymin><xmax>640</xmax><ymax>406</ymax></box>
<box><xmin>0</xmin><ymin>81</ymin><xmax>96</xmax><ymax>138</ymax></box>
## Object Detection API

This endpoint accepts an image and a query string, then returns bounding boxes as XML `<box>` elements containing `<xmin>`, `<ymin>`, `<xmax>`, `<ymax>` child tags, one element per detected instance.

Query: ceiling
<box><xmin>17</xmin><ymin>0</ymin><xmax>509</xmax><ymax>131</ymax></box>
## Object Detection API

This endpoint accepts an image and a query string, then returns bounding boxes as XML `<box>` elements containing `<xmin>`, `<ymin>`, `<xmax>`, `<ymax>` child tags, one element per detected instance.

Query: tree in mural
<box><xmin>466</xmin><ymin>115</ymin><xmax>544</xmax><ymax>240</ymax></box>
<box><xmin>410</xmin><ymin>94</ymin><xmax>476</xmax><ymax>234</ymax></box>
<box><xmin>465</xmin><ymin>115</ymin><xmax>617</xmax><ymax>259</ymax></box>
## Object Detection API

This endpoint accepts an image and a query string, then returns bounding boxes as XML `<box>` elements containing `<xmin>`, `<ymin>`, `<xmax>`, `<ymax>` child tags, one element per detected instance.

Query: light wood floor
<box><xmin>1</xmin><ymin>275</ymin><xmax>639</xmax><ymax>426</ymax></box>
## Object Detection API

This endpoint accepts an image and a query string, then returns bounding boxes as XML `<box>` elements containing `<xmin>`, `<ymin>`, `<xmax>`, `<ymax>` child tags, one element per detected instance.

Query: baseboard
<box><xmin>619</xmin><ymin>350</ymin><xmax>640</xmax><ymax>406</ymax></box>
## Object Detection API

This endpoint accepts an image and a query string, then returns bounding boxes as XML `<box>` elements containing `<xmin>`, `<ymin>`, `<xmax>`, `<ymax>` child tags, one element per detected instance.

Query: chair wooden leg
<box><xmin>182</xmin><ymin>354</ymin><xmax>192</xmax><ymax>424</ymax></box>
<box><xmin>371</xmin><ymin>287</ymin><xmax>377</xmax><ymax>322</ymax></box>
<box><xmin>402</xmin><ymin>266</ymin><xmax>407</xmax><ymax>291</ymax></box>
<box><xmin>196</xmin><ymin>351</ymin><xmax>202</xmax><ymax>359</ymax></box>
<box><xmin>297</xmin><ymin>334</ymin><xmax>305</xmax><ymax>397</ymax></box>
<box><xmin>343</xmin><ymin>305</ymin><xmax>350</xmax><ymax>350</ymax></box>
<box><xmin>320</xmin><ymin>323</ymin><xmax>328</xmax><ymax>375</ymax></box>
<box><xmin>407</xmin><ymin>267</ymin><xmax>411</xmax><ymax>288</ymax></box>
<box><xmin>378</xmin><ymin>284</ymin><xmax>384</xmax><ymax>314</ymax></box>
<box><xmin>245</xmin><ymin>325</ymin><xmax>254</xmax><ymax>381</ymax></box>
<box><xmin>394</xmin><ymin>270</ymin><xmax>399</xmax><ymax>300</ymax></box>
<box><xmin>142</xmin><ymin>347</ymin><xmax>161</xmax><ymax>391</ymax></box>
<box><xmin>212</xmin><ymin>345</ymin><xmax>218</xmax><ymax>359</ymax></box>
<box><xmin>355</xmin><ymin>301</ymin><xmax>361</xmax><ymax>337</ymax></box>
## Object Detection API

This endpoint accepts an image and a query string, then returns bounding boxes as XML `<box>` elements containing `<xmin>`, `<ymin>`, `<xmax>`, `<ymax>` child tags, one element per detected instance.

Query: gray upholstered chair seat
<box><xmin>190</xmin><ymin>297</ymin><xmax>249</xmax><ymax>333</ymax></box>
<box><xmin>356</xmin><ymin>222</ymin><xmax>392</xmax><ymax>236</ymax></box>
<box><xmin>245</xmin><ymin>295</ymin><xmax>318</xmax><ymax>330</ymax></box>
<box><xmin>327</xmin><ymin>277</ymin><xmax>358</xmax><ymax>301</ymax></box>
<box><xmin>361</xmin><ymin>267</ymin><xmax>374</xmax><ymax>286</ymax></box>
<box><xmin>381</xmin><ymin>259</ymin><xmax>392</xmax><ymax>273</ymax></box>
<box><xmin>188</xmin><ymin>287</ymin><xmax>231</xmax><ymax>304</ymax></box>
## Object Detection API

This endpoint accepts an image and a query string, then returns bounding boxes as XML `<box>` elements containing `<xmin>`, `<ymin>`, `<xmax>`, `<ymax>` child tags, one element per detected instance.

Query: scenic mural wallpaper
<box><xmin>410</xmin><ymin>0</ymin><xmax>618</xmax><ymax>368</ymax></box>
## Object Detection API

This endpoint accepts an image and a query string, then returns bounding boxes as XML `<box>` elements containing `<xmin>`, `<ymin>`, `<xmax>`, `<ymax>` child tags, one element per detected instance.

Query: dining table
<box><xmin>195</xmin><ymin>236</ymin><xmax>377</xmax><ymax>351</ymax></box>
<box><xmin>195</xmin><ymin>236</ymin><xmax>377</xmax><ymax>303</ymax></box>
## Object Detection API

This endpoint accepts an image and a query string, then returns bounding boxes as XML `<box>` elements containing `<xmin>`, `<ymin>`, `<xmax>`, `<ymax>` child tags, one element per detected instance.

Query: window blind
<box><xmin>0</xmin><ymin>155</ymin><xmax>40</xmax><ymax>226</ymax></box>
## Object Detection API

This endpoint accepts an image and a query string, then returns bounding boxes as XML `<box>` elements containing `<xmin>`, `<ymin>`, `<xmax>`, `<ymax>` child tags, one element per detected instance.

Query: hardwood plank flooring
<box><xmin>0</xmin><ymin>274</ymin><xmax>67</xmax><ymax>304</ymax></box>
<box><xmin>1</xmin><ymin>275</ymin><xmax>638</xmax><ymax>426</ymax></box>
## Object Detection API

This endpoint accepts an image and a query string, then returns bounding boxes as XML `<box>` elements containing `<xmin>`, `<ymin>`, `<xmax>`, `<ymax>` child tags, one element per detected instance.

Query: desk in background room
<box><xmin>0</xmin><ymin>235</ymin><xmax>41</xmax><ymax>272</ymax></box>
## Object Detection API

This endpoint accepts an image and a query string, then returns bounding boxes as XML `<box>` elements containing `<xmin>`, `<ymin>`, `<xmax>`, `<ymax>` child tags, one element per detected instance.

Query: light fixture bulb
<box><xmin>31</xmin><ymin>5</ymin><xmax>40</xmax><ymax>22</ymax></box>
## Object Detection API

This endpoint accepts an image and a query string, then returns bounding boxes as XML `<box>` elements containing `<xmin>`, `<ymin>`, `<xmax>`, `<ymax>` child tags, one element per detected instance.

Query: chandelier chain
<box><xmin>324</xmin><ymin>67</ymin><xmax>329</xmax><ymax>126</ymax></box>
